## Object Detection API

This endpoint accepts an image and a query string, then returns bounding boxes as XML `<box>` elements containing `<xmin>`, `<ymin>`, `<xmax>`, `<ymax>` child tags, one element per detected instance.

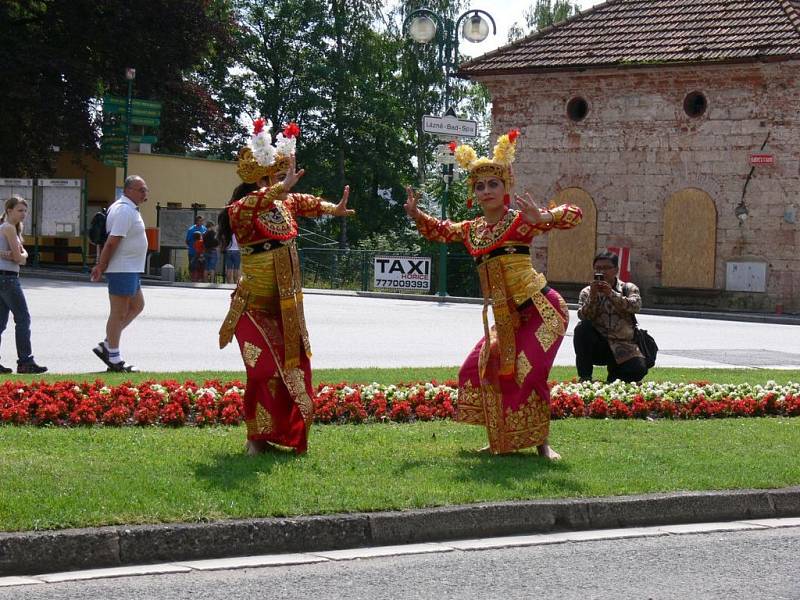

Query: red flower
<box><xmin>390</xmin><ymin>401</ymin><xmax>412</xmax><ymax>422</ymax></box>
<box><xmin>508</xmin><ymin>128</ymin><xmax>520</xmax><ymax>143</ymax></box>
<box><xmin>134</xmin><ymin>399</ymin><xmax>160</xmax><ymax>425</ymax></box>
<box><xmin>415</xmin><ymin>404</ymin><xmax>433</xmax><ymax>421</ymax></box>
<box><xmin>160</xmin><ymin>401</ymin><xmax>185</xmax><ymax>426</ymax></box>
<box><xmin>630</xmin><ymin>396</ymin><xmax>650</xmax><ymax>419</ymax></box>
<box><xmin>219</xmin><ymin>402</ymin><xmax>243</xmax><ymax>425</ymax></box>
<box><xmin>588</xmin><ymin>397</ymin><xmax>608</xmax><ymax>418</ymax></box>
<box><xmin>253</xmin><ymin>118</ymin><xmax>266</xmax><ymax>135</ymax></box>
<box><xmin>785</xmin><ymin>393</ymin><xmax>800</xmax><ymax>416</ymax></box>
<box><xmin>283</xmin><ymin>122</ymin><xmax>300</xmax><ymax>138</ymax></box>
<box><xmin>608</xmin><ymin>399</ymin><xmax>631</xmax><ymax>419</ymax></box>
<box><xmin>448</xmin><ymin>140</ymin><xmax>457</xmax><ymax>152</ymax></box>
<box><xmin>102</xmin><ymin>404</ymin><xmax>130</xmax><ymax>426</ymax></box>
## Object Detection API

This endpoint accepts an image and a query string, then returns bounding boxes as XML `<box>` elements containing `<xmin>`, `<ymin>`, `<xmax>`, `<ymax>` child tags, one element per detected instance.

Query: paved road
<box><xmin>3</xmin><ymin>526</ymin><xmax>798</xmax><ymax>599</ymax></box>
<box><xmin>8</xmin><ymin>279</ymin><xmax>800</xmax><ymax>374</ymax></box>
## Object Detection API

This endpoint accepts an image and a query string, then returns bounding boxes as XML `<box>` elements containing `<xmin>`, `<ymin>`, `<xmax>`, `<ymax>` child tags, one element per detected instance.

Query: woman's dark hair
<box><xmin>218</xmin><ymin>182</ymin><xmax>258</xmax><ymax>249</ymax></box>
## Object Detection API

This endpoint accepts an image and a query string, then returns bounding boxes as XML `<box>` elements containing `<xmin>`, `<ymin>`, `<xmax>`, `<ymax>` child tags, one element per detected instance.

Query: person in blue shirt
<box><xmin>185</xmin><ymin>215</ymin><xmax>206</xmax><ymax>274</ymax></box>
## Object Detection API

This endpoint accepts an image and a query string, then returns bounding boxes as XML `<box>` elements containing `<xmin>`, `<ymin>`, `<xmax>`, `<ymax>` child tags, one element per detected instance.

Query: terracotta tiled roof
<box><xmin>459</xmin><ymin>0</ymin><xmax>800</xmax><ymax>76</ymax></box>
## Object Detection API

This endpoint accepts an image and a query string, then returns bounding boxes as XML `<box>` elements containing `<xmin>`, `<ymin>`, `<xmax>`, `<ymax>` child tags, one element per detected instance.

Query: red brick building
<box><xmin>460</xmin><ymin>0</ymin><xmax>800</xmax><ymax>313</ymax></box>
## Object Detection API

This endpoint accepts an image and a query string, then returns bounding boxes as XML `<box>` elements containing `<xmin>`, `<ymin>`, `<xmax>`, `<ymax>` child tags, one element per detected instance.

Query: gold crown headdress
<box><xmin>454</xmin><ymin>128</ymin><xmax>520</xmax><ymax>207</ymax></box>
<box><xmin>236</xmin><ymin>119</ymin><xmax>300</xmax><ymax>183</ymax></box>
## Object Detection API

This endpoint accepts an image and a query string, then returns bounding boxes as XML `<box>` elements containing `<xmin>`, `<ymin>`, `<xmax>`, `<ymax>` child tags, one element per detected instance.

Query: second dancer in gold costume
<box><xmin>405</xmin><ymin>129</ymin><xmax>582</xmax><ymax>458</ymax></box>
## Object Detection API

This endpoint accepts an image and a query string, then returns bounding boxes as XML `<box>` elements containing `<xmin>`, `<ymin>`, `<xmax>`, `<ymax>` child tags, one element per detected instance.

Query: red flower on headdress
<box><xmin>448</xmin><ymin>141</ymin><xmax>457</xmax><ymax>152</ymax></box>
<box><xmin>253</xmin><ymin>118</ymin><xmax>266</xmax><ymax>135</ymax></box>
<box><xmin>283</xmin><ymin>122</ymin><xmax>300</xmax><ymax>138</ymax></box>
<box><xmin>508</xmin><ymin>128</ymin><xmax>520</xmax><ymax>143</ymax></box>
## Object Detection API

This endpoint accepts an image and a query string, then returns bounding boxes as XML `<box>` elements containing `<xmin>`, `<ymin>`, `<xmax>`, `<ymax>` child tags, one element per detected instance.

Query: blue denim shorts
<box><xmin>106</xmin><ymin>272</ymin><xmax>141</xmax><ymax>296</ymax></box>
<box><xmin>204</xmin><ymin>251</ymin><xmax>218</xmax><ymax>270</ymax></box>
<box><xmin>225</xmin><ymin>250</ymin><xmax>241</xmax><ymax>269</ymax></box>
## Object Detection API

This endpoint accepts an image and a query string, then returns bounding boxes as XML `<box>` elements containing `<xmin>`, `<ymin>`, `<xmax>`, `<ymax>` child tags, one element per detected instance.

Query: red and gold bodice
<box><xmin>414</xmin><ymin>206</ymin><xmax>582</xmax><ymax>256</ymax></box>
<box><xmin>414</xmin><ymin>205</ymin><xmax>583</xmax><ymax>304</ymax></box>
<box><xmin>228</xmin><ymin>184</ymin><xmax>333</xmax><ymax>246</ymax></box>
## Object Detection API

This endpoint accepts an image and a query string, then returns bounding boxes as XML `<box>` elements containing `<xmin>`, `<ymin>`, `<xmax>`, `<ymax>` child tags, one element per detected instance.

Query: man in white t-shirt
<box><xmin>90</xmin><ymin>175</ymin><xmax>149</xmax><ymax>372</ymax></box>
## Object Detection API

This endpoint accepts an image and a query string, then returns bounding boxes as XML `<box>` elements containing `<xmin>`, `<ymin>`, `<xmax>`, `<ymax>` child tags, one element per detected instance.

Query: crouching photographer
<box><xmin>574</xmin><ymin>251</ymin><xmax>648</xmax><ymax>383</ymax></box>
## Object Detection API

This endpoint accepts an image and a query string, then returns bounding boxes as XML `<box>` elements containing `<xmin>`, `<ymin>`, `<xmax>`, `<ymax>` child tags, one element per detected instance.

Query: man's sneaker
<box><xmin>106</xmin><ymin>361</ymin><xmax>138</xmax><ymax>373</ymax></box>
<box><xmin>17</xmin><ymin>361</ymin><xmax>47</xmax><ymax>374</ymax></box>
<box><xmin>92</xmin><ymin>341</ymin><xmax>112</xmax><ymax>367</ymax></box>
<box><xmin>0</xmin><ymin>364</ymin><xmax>12</xmax><ymax>374</ymax></box>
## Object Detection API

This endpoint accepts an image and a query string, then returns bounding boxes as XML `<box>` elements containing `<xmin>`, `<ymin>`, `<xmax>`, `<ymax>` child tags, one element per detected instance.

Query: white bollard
<box><xmin>161</xmin><ymin>263</ymin><xmax>176</xmax><ymax>282</ymax></box>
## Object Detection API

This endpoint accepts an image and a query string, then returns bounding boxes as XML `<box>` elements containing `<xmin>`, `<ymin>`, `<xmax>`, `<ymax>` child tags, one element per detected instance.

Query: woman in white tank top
<box><xmin>0</xmin><ymin>196</ymin><xmax>47</xmax><ymax>374</ymax></box>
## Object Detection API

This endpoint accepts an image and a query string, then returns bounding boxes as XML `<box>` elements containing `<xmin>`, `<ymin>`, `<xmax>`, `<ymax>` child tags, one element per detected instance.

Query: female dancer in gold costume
<box><xmin>219</xmin><ymin>120</ymin><xmax>353</xmax><ymax>454</ymax></box>
<box><xmin>405</xmin><ymin>130</ymin><xmax>582</xmax><ymax>457</ymax></box>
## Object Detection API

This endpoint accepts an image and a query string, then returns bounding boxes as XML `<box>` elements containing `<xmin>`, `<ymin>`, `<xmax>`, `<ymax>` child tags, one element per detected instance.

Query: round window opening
<box><xmin>566</xmin><ymin>97</ymin><xmax>588</xmax><ymax>122</ymax></box>
<box><xmin>683</xmin><ymin>91</ymin><xmax>707</xmax><ymax>117</ymax></box>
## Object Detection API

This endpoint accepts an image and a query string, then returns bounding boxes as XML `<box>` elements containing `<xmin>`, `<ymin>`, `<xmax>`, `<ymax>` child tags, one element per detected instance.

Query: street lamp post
<box><xmin>403</xmin><ymin>8</ymin><xmax>496</xmax><ymax>297</ymax></box>
<box><xmin>123</xmin><ymin>67</ymin><xmax>136</xmax><ymax>181</ymax></box>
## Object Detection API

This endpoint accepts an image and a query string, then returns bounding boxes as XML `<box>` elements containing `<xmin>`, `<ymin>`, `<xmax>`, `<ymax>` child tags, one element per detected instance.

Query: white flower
<box><xmin>251</xmin><ymin>133</ymin><xmax>276</xmax><ymax>167</ymax></box>
<box><xmin>274</xmin><ymin>132</ymin><xmax>296</xmax><ymax>158</ymax></box>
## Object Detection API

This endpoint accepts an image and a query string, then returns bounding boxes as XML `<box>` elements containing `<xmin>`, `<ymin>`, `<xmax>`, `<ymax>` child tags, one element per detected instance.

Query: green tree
<box><xmin>301</xmin><ymin>3</ymin><xmax>416</xmax><ymax>249</ymax></box>
<box><xmin>0</xmin><ymin>0</ymin><xmax>236</xmax><ymax>176</ymax></box>
<box><xmin>530</xmin><ymin>0</ymin><xmax>580</xmax><ymax>29</ymax></box>
<box><xmin>508</xmin><ymin>0</ymin><xmax>580</xmax><ymax>41</ymax></box>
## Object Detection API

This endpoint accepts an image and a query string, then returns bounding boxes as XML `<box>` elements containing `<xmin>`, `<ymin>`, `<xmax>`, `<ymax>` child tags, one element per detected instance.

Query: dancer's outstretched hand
<box><xmin>280</xmin><ymin>155</ymin><xmax>305</xmax><ymax>192</ymax></box>
<box><xmin>332</xmin><ymin>185</ymin><xmax>355</xmax><ymax>217</ymax></box>
<box><xmin>404</xmin><ymin>186</ymin><xmax>421</xmax><ymax>219</ymax></box>
<box><xmin>516</xmin><ymin>192</ymin><xmax>548</xmax><ymax>225</ymax></box>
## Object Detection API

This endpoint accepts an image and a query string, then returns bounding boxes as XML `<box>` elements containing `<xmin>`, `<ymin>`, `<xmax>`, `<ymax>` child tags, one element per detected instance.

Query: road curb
<box><xmin>2</xmin><ymin>487</ymin><xmax>798</xmax><ymax>577</ymax></box>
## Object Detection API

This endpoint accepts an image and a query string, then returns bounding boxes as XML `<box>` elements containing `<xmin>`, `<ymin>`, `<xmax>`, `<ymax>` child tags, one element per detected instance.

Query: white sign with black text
<box><xmin>374</xmin><ymin>256</ymin><xmax>431</xmax><ymax>291</ymax></box>
<box><xmin>422</xmin><ymin>114</ymin><xmax>478</xmax><ymax>138</ymax></box>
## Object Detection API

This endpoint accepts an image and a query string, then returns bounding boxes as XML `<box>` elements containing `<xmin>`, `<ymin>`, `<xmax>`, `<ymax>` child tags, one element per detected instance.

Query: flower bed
<box><xmin>0</xmin><ymin>379</ymin><xmax>799</xmax><ymax>427</ymax></box>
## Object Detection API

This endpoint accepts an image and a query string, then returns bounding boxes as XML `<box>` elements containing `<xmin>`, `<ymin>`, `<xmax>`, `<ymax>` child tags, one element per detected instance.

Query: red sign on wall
<box><xmin>749</xmin><ymin>153</ymin><xmax>775</xmax><ymax>166</ymax></box>
<box><xmin>607</xmin><ymin>246</ymin><xmax>631</xmax><ymax>282</ymax></box>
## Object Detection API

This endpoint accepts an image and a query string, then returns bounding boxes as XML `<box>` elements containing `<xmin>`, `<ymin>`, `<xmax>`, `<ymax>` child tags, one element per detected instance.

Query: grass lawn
<box><xmin>1</xmin><ymin>417</ymin><xmax>799</xmax><ymax>532</ymax></box>
<box><xmin>1</xmin><ymin>365</ymin><xmax>798</xmax><ymax>386</ymax></box>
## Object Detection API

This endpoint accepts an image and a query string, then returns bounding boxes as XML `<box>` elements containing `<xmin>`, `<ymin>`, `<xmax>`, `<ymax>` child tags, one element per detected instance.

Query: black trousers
<box><xmin>573</xmin><ymin>320</ymin><xmax>648</xmax><ymax>383</ymax></box>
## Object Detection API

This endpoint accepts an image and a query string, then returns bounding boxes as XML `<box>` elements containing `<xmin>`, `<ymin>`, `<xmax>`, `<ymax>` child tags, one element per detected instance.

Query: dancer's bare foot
<box><xmin>537</xmin><ymin>443</ymin><xmax>561</xmax><ymax>460</ymax></box>
<box><xmin>245</xmin><ymin>440</ymin><xmax>267</xmax><ymax>456</ymax></box>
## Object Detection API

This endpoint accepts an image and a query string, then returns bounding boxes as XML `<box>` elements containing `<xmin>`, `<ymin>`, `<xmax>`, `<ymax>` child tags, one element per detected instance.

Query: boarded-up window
<box><xmin>546</xmin><ymin>188</ymin><xmax>597</xmax><ymax>283</ymax></box>
<box><xmin>661</xmin><ymin>188</ymin><xmax>717</xmax><ymax>288</ymax></box>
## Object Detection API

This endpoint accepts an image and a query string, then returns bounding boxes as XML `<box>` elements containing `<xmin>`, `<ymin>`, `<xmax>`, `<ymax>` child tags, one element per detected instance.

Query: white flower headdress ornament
<box><xmin>236</xmin><ymin>118</ymin><xmax>301</xmax><ymax>183</ymax></box>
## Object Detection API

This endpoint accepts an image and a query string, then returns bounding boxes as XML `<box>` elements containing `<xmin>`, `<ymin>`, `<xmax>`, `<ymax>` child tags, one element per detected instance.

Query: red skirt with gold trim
<box><xmin>235</xmin><ymin>310</ymin><xmax>314</xmax><ymax>453</ymax></box>
<box><xmin>457</xmin><ymin>287</ymin><xmax>568</xmax><ymax>453</ymax></box>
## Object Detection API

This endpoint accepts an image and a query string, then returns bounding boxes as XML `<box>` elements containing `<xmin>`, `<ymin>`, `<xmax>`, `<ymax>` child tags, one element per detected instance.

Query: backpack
<box><xmin>622</xmin><ymin>282</ymin><xmax>658</xmax><ymax>369</ymax></box>
<box><xmin>88</xmin><ymin>208</ymin><xmax>108</xmax><ymax>245</ymax></box>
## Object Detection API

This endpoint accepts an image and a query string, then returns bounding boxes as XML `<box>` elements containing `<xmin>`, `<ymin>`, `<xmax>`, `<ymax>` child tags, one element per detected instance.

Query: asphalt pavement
<box><xmin>10</xmin><ymin>270</ymin><xmax>800</xmax><ymax>373</ymax></box>
<box><xmin>3</xmin><ymin>523</ymin><xmax>800</xmax><ymax>598</ymax></box>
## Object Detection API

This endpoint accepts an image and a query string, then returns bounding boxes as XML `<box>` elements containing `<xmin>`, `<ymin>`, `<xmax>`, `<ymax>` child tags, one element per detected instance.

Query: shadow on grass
<box><xmin>191</xmin><ymin>446</ymin><xmax>302</xmax><ymax>492</ymax></box>
<box><xmin>394</xmin><ymin>449</ymin><xmax>586</xmax><ymax>496</ymax></box>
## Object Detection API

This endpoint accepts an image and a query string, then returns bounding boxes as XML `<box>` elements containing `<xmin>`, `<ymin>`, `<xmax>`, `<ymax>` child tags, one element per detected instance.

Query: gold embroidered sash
<box><xmin>219</xmin><ymin>287</ymin><xmax>250</xmax><ymax>349</ymax></box>
<box><xmin>218</xmin><ymin>242</ymin><xmax>311</xmax><ymax>369</ymax></box>
<box><xmin>476</xmin><ymin>256</ymin><xmax>553</xmax><ymax>379</ymax></box>
<box><xmin>274</xmin><ymin>242</ymin><xmax>311</xmax><ymax>370</ymax></box>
